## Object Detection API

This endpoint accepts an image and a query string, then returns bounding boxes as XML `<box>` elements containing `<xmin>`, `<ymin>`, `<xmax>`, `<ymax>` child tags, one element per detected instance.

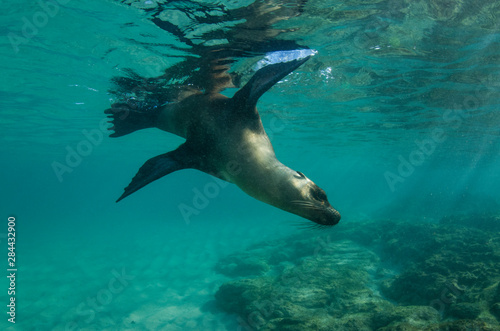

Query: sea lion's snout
<box><xmin>307</xmin><ymin>184</ymin><xmax>341</xmax><ymax>226</ymax></box>
<box><xmin>293</xmin><ymin>201</ymin><xmax>341</xmax><ymax>226</ymax></box>
<box><xmin>316</xmin><ymin>207</ymin><xmax>341</xmax><ymax>226</ymax></box>
<box><xmin>289</xmin><ymin>177</ymin><xmax>341</xmax><ymax>226</ymax></box>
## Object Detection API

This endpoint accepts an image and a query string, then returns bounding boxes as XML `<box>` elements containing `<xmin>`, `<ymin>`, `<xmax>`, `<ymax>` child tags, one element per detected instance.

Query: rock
<box><xmin>380</xmin><ymin>221</ymin><xmax>499</xmax><ymax>307</ymax></box>
<box><xmin>494</xmin><ymin>282</ymin><xmax>500</xmax><ymax>302</ymax></box>
<box><xmin>491</xmin><ymin>302</ymin><xmax>500</xmax><ymax>319</ymax></box>
<box><xmin>425</xmin><ymin>319</ymin><xmax>496</xmax><ymax>331</ymax></box>
<box><xmin>215</xmin><ymin>240</ymin><xmax>387</xmax><ymax>330</ymax></box>
<box><xmin>372</xmin><ymin>306</ymin><xmax>440</xmax><ymax>330</ymax></box>
<box><xmin>440</xmin><ymin>214</ymin><xmax>500</xmax><ymax>232</ymax></box>
<box><xmin>449</xmin><ymin>302</ymin><xmax>482</xmax><ymax>319</ymax></box>
<box><xmin>213</xmin><ymin>217</ymin><xmax>500</xmax><ymax>331</ymax></box>
<box><xmin>214</xmin><ymin>278</ymin><xmax>273</xmax><ymax>315</ymax></box>
<box><xmin>378</xmin><ymin>322</ymin><xmax>423</xmax><ymax>331</ymax></box>
<box><xmin>381</xmin><ymin>269</ymin><xmax>457</xmax><ymax>306</ymax></box>
<box><xmin>214</xmin><ymin>254</ymin><xmax>269</xmax><ymax>277</ymax></box>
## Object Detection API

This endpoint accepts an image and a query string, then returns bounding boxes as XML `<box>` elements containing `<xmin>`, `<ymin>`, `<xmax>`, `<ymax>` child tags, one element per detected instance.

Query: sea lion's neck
<box><xmin>264</xmin><ymin>164</ymin><xmax>304</xmax><ymax>210</ymax></box>
<box><xmin>235</xmin><ymin>158</ymin><xmax>301</xmax><ymax>212</ymax></box>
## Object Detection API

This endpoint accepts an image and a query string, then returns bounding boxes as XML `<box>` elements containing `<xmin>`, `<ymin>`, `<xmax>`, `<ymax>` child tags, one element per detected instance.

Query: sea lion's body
<box><xmin>106</xmin><ymin>57</ymin><xmax>341</xmax><ymax>226</ymax></box>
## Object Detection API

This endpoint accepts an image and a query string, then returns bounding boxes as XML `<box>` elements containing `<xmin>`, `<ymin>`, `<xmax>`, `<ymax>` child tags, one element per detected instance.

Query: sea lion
<box><xmin>105</xmin><ymin>56</ymin><xmax>341</xmax><ymax>226</ymax></box>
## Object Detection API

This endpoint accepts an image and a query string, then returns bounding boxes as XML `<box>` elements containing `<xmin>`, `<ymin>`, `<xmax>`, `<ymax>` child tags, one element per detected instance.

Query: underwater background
<box><xmin>1</xmin><ymin>0</ymin><xmax>500</xmax><ymax>330</ymax></box>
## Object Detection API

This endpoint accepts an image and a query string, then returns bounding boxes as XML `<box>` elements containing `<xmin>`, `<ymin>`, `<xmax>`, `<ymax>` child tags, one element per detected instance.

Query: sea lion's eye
<box><xmin>312</xmin><ymin>189</ymin><xmax>327</xmax><ymax>201</ymax></box>
<box><xmin>295</xmin><ymin>171</ymin><xmax>306</xmax><ymax>179</ymax></box>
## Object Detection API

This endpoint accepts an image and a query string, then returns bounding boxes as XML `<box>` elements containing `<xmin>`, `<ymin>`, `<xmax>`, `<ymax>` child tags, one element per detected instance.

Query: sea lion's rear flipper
<box><xmin>105</xmin><ymin>103</ymin><xmax>159</xmax><ymax>138</ymax></box>
<box><xmin>233</xmin><ymin>56</ymin><xmax>311</xmax><ymax>109</ymax></box>
<box><xmin>116</xmin><ymin>144</ymin><xmax>193</xmax><ymax>202</ymax></box>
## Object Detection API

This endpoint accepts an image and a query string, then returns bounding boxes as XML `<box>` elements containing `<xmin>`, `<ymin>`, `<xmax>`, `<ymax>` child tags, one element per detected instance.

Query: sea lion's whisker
<box><xmin>291</xmin><ymin>221</ymin><xmax>315</xmax><ymax>229</ymax></box>
<box><xmin>291</xmin><ymin>200</ymin><xmax>316</xmax><ymax>207</ymax></box>
<box><xmin>291</xmin><ymin>201</ymin><xmax>323</xmax><ymax>211</ymax></box>
<box><xmin>293</xmin><ymin>221</ymin><xmax>323</xmax><ymax>231</ymax></box>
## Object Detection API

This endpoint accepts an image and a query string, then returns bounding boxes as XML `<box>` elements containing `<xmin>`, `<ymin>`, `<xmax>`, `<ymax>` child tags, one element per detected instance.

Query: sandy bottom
<box><xmin>3</xmin><ymin>216</ymin><xmax>298</xmax><ymax>331</ymax></box>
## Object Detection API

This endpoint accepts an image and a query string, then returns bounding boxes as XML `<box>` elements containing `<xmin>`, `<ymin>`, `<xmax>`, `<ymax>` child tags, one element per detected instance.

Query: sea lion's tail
<box><xmin>104</xmin><ymin>103</ymin><xmax>159</xmax><ymax>138</ymax></box>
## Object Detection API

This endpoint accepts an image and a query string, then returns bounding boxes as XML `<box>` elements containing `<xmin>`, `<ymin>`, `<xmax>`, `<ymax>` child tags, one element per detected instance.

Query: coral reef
<box><xmin>214</xmin><ymin>214</ymin><xmax>500</xmax><ymax>330</ymax></box>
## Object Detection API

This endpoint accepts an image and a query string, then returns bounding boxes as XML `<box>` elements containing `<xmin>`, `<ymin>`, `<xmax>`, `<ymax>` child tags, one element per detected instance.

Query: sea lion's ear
<box><xmin>295</xmin><ymin>171</ymin><xmax>306</xmax><ymax>179</ymax></box>
<box><xmin>232</xmin><ymin>56</ymin><xmax>311</xmax><ymax>109</ymax></box>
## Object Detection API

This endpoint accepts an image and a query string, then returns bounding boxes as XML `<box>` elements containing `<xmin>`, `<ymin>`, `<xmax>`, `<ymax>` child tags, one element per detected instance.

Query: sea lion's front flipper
<box><xmin>116</xmin><ymin>144</ymin><xmax>194</xmax><ymax>202</ymax></box>
<box><xmin>233</xmin><ymin>55</ymin><xmax>311</xmax><ymax>109</ymax></box>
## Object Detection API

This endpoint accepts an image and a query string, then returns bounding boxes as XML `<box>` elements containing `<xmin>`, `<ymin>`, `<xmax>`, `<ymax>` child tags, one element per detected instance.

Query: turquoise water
<box><xmin>1</xmin><ymin>0</ymin><xmax>500</xmax><ymax>330</ymax></box>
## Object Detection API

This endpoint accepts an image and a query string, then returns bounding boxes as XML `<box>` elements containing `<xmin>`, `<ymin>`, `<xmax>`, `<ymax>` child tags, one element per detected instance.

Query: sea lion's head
<box><xmin>288</xmin><ymin>171</ymin><xmax>341</xmax><ymax>226</ymax></box>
